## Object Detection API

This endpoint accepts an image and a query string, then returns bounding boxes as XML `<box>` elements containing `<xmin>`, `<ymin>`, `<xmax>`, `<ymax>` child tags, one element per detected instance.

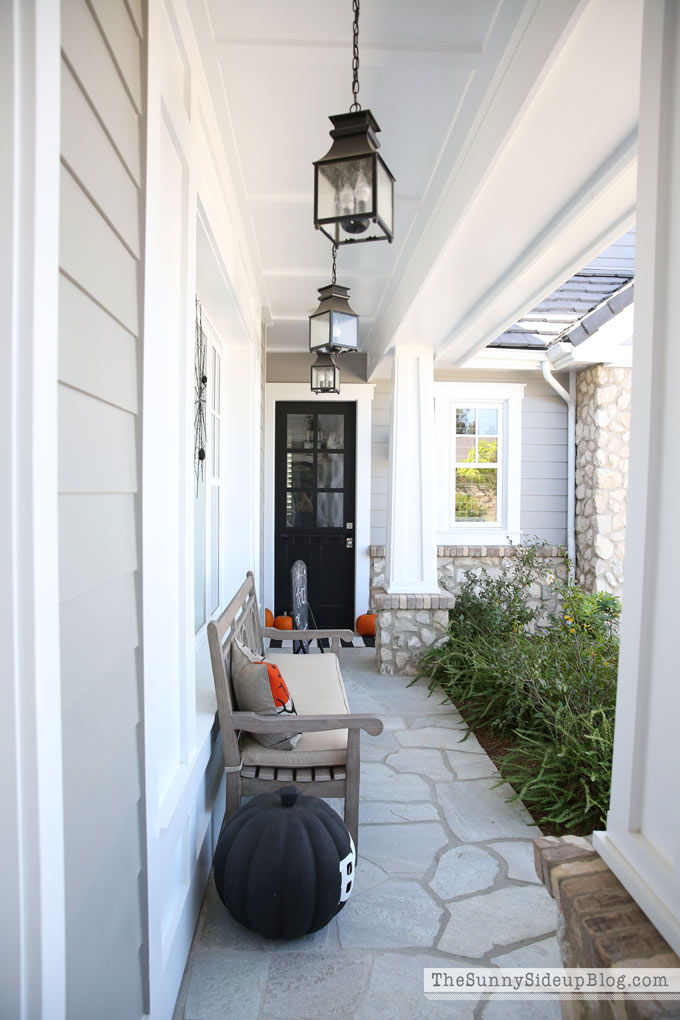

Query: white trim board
<box><xmin>0</xmin><ymin>2</ymin><xmax>65</xmax><ymax>1016</ymax></box>
<box><xmin>264</xmin><ymin>383</ymin><xmax>375</xmax><ymax>624</ymax></box>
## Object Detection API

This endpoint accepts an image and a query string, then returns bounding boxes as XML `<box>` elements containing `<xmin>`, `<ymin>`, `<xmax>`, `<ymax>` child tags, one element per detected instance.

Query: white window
<box><xmin>194</xmin><ymin>309</ymin><xmax>223</xmax><ymax>633</ymax></box>
<box><xmin>435</xmin><ymin>382</ymin><xmax>525</xmax><ymax>544</ymax></box>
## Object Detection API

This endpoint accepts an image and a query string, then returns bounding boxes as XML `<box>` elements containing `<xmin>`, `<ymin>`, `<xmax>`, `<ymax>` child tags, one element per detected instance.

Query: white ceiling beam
<box><xmin>214</xmin><ymin>39</ymin><xmax>483</xmax><ymax>57</ymax></box>
<box><xmin>435</xmin><ymin>143</ymin><xmax>637</xmax><ymax>366</ymax></box>
<box><xmin>246</xmin><ymin>194</ymin><xmax>422</xmax><ymax>207</ymax></box>
<box><xmin>262</xmin><ymin>268</ymin><xmax>390</xmax><ymax>278</ymax></box>
<box><xmin>366</xmin><ymin>0</ymin><xmax>585</xmax><ymax>376</ymax></box>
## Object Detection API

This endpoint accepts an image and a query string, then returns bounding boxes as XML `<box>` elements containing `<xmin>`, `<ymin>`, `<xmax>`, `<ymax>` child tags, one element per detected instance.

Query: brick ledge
<box><xmin>370</xmin><ymin>545</ymin><xmax>564</xmax><ymax>558</ymax></box>
<box><xmin>373</xmin><ymin>588</ymin><xmax>455</xmax><ymax>611</ymax></box>
<box><xmin>534</xmin><ymin>835</ymin><xmax>680</xmax><ymax>997</ymax></box>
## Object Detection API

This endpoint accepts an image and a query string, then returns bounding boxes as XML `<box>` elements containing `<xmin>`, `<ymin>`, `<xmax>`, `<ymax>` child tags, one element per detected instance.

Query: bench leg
<box><xmin>225</xmin><ymin>770</ymin><xmax>241</xmax><ymax>825</ymax></box>
<box><xmin>344</xmin><ymin>729</ymin><xmax>360</xmax><ymax>850</ymax></box>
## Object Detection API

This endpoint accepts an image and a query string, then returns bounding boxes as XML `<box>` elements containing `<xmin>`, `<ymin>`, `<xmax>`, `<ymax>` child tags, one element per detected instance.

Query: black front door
<box><xmin>275</xmin><ymin>402</ymin><xmax>356</xmax><ymax>628</ymax></box>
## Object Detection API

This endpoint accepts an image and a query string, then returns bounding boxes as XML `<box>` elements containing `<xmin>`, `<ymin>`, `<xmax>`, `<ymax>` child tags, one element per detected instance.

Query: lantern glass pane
<box><xmin>316</xmin><ymin>165</ymin><xmax>338</xmax><ymax>222</ymax></box>
<box><xmin>330</xmin><ymin>311</ymin><xmax>358</xmax><ymax>350</ymax></box>
<box><xmin>317</xmin><ymin>157</ymin><xmax>374</xmax><ymax>220</ymax></box>
<box><xmin>310</xmin><ymin>312</ymin><xmax>331</xmax><ymax>352</ymax></box>
<box><xmin>377</xmin><ymin>158</ymin><xmax>393</xmax><ymax>235</ymax></box>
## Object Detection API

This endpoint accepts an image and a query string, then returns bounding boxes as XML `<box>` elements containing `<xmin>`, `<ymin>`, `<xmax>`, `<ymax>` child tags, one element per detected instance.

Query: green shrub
<box><xmin>416</xmin><ymin>541</ymin><xmax>620</xmax><ymax>832</ymax></box>
<box><xmin>499</xmin><ymin>706</ymin><xmax>614</xmax><ymax>832</ymax></box>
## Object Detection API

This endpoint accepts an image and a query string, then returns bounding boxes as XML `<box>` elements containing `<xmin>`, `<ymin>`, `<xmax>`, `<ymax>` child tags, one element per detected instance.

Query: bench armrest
<box><xmin>231</xmin><ymin>711</ymin><xmax>383</xmax><ymax>737</ymax></box>
<box><xmin>262</xmin><ymin>627</ymin><xmax>355</xmax><ymax>643</ymax></box>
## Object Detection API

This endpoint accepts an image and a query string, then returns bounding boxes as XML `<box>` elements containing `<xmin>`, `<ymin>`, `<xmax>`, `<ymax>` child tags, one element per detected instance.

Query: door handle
<box><xmin>346</xmin><ymin>537</ymin><xmax>353</xmax><ymax>549</ymax></box>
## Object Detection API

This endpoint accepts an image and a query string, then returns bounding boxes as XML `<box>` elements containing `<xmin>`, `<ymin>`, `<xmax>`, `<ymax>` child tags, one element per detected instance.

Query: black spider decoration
<box><xmin>194</xmin><ymin>298</ymin><xmax>208</xmax><ymax>492</ymax></box>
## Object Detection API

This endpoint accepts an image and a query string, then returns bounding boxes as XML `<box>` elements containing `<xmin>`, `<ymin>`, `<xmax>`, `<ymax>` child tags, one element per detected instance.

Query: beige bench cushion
<box><xmin>239</xmin><ymin>652</ymin><xmax>349</xmax><ymax>767</ymax></box>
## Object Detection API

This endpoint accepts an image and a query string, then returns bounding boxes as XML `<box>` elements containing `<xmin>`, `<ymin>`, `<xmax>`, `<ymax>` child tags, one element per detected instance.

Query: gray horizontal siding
<box><xmin>59</xmin><ymin>274</ymin><xmax>139</xmax><ymax>414</ymax></box>
<box><xmin>370</xmin><ymin>370</ymin><xmax>569</xmax><ymax>546</ymax></box>
<box><xmin>58</xmin><ymin>1</ymin><xmax>145</xmax><ymax>1017</ymax></box>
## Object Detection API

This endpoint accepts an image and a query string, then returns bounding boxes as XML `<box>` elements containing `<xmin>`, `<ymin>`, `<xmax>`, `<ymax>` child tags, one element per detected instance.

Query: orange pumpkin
<box><xmin>274</xmin><ymin>613</ymin><xmax>293</xmax><ymax>631</ymax></box>
<box><xmin>264</xmin><ymin>608</ymin><xmax>274</xmax><ymax>628</ymax></box>
<box><xmin>356</xmin><ymin>612</ymin><xmax>376</xmax><ymax>637</ymax></box>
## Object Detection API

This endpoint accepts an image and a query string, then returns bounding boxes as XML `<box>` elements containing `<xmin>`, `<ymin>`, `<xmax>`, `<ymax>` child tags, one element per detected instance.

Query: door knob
<box><xmin>346</xmin><ymin>537</ymin><xmax>353</xmax><ymax>549</ymax></box>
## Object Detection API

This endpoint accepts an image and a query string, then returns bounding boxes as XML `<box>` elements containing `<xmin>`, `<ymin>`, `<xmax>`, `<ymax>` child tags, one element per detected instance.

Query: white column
<box><xmin>593</xmin><ymin>0</ymin><xmax>680</xmax><ymax>956</ymax></box>
<box><xmin>385</xmin><ymin>347</ymin><xmax>439</xmax><ymax>593</ymax></box>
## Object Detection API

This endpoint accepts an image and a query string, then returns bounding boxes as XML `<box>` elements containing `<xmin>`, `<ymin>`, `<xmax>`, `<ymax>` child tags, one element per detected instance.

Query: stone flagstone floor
<box><xmin>173</xmin><ymin>647</ymin><xmax>560</xmax><ymax>1020</ymax></box>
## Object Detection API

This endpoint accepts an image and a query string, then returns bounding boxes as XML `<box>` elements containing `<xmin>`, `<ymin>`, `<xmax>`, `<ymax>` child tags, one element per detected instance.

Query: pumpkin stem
<box><xmin>279</xmin><ymin>786</ymin><xmax>299</xmax><ymax>808</ymax></box>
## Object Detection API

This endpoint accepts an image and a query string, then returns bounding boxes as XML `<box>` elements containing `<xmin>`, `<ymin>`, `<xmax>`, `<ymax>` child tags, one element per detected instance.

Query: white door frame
<box><xmin>264</xmin><ymin>384</ymin><xmax>375</xmax><ymax>625</ymax></box>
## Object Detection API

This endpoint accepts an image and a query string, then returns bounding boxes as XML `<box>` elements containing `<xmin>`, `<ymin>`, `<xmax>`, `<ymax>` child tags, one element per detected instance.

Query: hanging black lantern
<box><xmin>313</xmin><ymin>1</ymin><xmax>395</xmax><ymax>246</ymax></box>
<box><xmin>309</xmin><ymin>244</ymin><xmax>359</xmax><ymax>354</ymax></box>
<box><xmin>309</xmin><ymin>283</ymin><xmax>359</xmax><ymax>353</ymax></box>
<box><xmin>311</xmin><ymin>353</ymin><xmax>341</xmax><ymax>395</ymax></box>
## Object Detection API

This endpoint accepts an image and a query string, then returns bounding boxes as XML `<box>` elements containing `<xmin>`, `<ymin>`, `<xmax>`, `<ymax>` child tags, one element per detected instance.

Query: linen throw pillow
<box><xmin>231</xmin><ymin>639</ymin><xmax>302</xmax><ymax>750</ymax></box>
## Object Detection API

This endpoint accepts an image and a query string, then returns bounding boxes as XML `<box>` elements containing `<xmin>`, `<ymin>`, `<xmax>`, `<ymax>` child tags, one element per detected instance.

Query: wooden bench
<box><xmin>207</xmin><ymin>572</ymin><xmax>383</xmax><ymax>847</ymax></box>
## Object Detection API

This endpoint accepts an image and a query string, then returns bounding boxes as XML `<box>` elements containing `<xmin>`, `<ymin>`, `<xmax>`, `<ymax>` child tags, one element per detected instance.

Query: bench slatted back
<box><xmin>207</xmin><ymin>571</ymin><xmax>264</xmax><ymax>769</ymax></box>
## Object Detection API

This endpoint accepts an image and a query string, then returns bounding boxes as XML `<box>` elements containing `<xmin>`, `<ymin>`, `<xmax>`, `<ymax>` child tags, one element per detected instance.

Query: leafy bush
<box><xmin>500</xmin><ymin>706</ymin><xmax>615</xmax><ymax>832</ymax></box>
<box><xmin>417</xmin><ymin>541</ymin><xmax>620</xmax><ymax>832</ymax></box>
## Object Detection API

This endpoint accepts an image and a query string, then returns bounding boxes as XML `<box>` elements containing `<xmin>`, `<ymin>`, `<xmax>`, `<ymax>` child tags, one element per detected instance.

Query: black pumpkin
<box><xmin>213</xmin><ymin>786</ymin><xmax>356</xmax><ymax>939</ymax></box>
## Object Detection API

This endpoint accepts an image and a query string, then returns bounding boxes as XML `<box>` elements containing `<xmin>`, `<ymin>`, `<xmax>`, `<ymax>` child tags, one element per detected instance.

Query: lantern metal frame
<box><xmin>308</xmin><ymin>243</ymin><xmax>360</xmax><ymax>356</ymax></box>
<box><xmin>309</xmin><ymin>282</ymin><xmax>359</xmax><ymax>353</ymax></box>
<box><xmin>312</xmin><ymin>0</ymin><xmax>395</xmax><ymax>246</ymax></box>
<box><xmin>314</xmin><ymin>111</ymin><xmax>395</xmax><ymax>246</ymax></box>
<box><xmin>310</xmin><ymin>352</ymin><xmax>341</xmax><ymax>395</ymax></box>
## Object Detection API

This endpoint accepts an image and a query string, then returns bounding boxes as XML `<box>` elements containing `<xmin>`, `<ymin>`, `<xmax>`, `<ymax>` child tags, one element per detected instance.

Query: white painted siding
<box><xmin>370</xmin><ymin>370</ymin><xmax>568</xmax><ymax>547</ymax></box>
<box><xmin>58</xmin><ymin>2</ymin><xmax>145</xmax><ymax>1017</ymax></box>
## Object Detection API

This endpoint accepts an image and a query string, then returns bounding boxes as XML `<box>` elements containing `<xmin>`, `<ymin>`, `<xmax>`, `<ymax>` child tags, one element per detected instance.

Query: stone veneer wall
<box><xmin>369</xmin><ymin>545</ymin><xmax>568</xmax><ymax>675</ymax></box>
<box><xmin>373</xmin><ymin>591</ymin><xmax>455</xmax><ymax>677</ymax></box>
<box><xmin>575</xmin><ymin>365</ymin><xmax>631</xmax><ymax>596</ymax></box>
<box><xmin>370</xmin><ymin>547</ymin><xmax>568</xmax><ymax>616</ymax></box>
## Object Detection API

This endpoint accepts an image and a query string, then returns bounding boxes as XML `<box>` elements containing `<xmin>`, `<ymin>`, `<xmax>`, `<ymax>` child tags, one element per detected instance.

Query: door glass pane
<box><xmin>317</xmin><ymin>492</ymin><xmax>343</xmax><ymax>527</ymax></box>
<box><xmin>317</xmin><ymin>453</ymin><xmax>344</xmax><ymax>489</ymax></box>
<box><xmin>287</xmin><ymin>491</ymin><xmax>315</xmax><ymax>528</ymax></box>
<box><xmin>212</xmin><ymin>348</ymin><xmax>221</xmax><ymax>413</ymax></box>
<box><xmin>212</xmin><ymin>415</ymin><xmax>220</xmax><ymax>478</ymax></box>
<box><xmin>287</xmin><ymin>453</ymin><xmax>314</xmax><ymax>489</ymax></box>
<box><xmin>477</xmin><ymin>408</ymin><xmax>497</xmax><ymax>435</ymax></box>
<box><xmin>317</xmin><ymin>415</ymin><xmax>344</xmax><ymax>449</ymax></box>
<box><xmin>456</xmin><ymin>408</ymin><xmax>475</xmax><ymax>434</ymax></box>
<box><xmin>210</xmin><ymin>487</ymin><xmax>220</xmax><ymax>613</ymax></box>
<box><xmin>455</xmin><ymin>468</ymin><xmax>498</xmax><ymax>522</ymax></box>
<box><xmin>194</xmin><ymin>471</ymin><xmax>205</xmax><ymax>632</ymax></box>
<box><xmin>287</xmin><ymin>414</ymin><xmax>315</xmax><ymax>449</ymax></box>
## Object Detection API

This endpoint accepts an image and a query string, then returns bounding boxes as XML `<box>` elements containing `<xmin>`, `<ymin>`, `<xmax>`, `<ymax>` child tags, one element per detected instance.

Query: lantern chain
<box><xmin>331</xmin><ymin>243</ymin><xmax>338</xmax><ymax>285</ymax></box>
<box><xmin>350</xmin><ymin>0</ymin><xmax>361</xmax><ymax>112</ymax></box>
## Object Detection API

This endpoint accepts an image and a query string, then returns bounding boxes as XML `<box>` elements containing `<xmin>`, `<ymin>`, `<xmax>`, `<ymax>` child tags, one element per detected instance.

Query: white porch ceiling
<box><xmin>191</xmin><ymin>0</ymin><xmax>642</xmax><ymax>374</ymax></box>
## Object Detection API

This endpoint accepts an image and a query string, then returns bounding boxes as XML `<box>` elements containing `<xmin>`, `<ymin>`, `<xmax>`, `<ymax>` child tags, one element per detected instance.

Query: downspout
<box><xmin>541</xmin><ymin>361</ymin><xmax>576</xmax><ymax>582</ymax></box>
